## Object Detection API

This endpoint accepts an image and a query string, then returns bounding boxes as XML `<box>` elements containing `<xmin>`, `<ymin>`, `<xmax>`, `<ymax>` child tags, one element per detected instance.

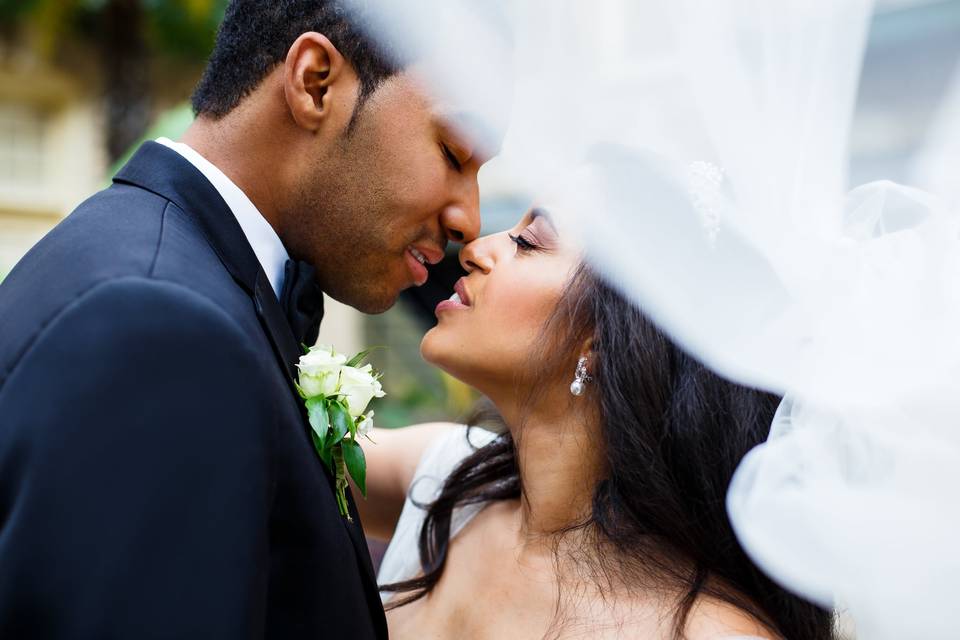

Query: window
<box><xmin>0</xmin><ymin>103</ymin><xmax>47</xmax><ymax>188</ymax></box>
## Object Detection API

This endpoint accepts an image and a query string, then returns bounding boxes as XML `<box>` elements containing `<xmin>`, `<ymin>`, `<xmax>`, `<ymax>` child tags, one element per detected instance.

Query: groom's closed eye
<box><xmin>441</xmin><ymin>143</ymin><xmax>463</xmax><ymax>172</ymax></box>
<box><xmin>435</xmin><ymin>109</ymin><xmax>500</xmax><ymax>163</ymax></box>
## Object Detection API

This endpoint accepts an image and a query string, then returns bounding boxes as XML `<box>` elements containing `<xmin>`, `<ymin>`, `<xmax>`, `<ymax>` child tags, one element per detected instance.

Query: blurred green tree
<box><xmin>0</xmin><ymin>0</ymin><xmax>227</xmax><ymax>162</ymax></box>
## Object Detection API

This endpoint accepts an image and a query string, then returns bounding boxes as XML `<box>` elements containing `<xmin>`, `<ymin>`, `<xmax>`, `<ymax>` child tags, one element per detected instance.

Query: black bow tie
<box><xmin>279</xmin><ymin>259</ymin><xmax>324</xmax><ymax>348</ymax></box>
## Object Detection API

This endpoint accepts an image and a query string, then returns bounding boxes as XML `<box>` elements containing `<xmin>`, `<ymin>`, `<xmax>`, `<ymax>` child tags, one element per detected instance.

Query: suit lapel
<box><xmin>256</xmin><ymin>270</ymin><xmax>385</xmax><ymax>636</ymax></box>
<box><xmin>114</xmin><ymin>142</ymin><xmax>386</xmax><ymax>635</ymax></box>
<box><xmin>253</xmin><ymin>271</ymin><xmax>301</xmax><ymax>383</ymax></box>
<box><xmin>115</xmin><ymin>144</ymin><xmax>304</xmax><ymax>400</ymax></box>
<box><xmin>114</xmin><ymin>142</ymin><xmax>260</xmax><ymax>297</ymax></box>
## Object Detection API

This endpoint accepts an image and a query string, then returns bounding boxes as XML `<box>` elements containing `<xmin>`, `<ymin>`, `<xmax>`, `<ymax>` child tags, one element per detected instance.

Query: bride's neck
<box><xmin>499</xmin><ymin>398</ymin><xmax>605</xmax><ymax>539</ymax></box>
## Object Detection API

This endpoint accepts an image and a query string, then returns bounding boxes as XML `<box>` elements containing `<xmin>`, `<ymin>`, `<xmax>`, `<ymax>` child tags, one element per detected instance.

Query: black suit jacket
<box><xmin>0</xmin><ymin>142</ymin><xmax>387</xmax><ymax>639</ymax></box>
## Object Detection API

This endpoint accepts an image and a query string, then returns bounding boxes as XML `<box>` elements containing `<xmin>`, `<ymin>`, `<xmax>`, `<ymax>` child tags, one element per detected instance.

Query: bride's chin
<box><xmin>419</xmin><ymin>327</ymin><xmax>447</xmax><ymax>367</ymax></box>
<box><xmin>420</xmin><ymin>330</ymin><xmax>472</xmax><ymax>385</ymax></box>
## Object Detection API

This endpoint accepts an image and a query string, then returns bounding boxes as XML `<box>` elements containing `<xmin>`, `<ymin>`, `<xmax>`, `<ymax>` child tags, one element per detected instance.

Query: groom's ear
<box><xmin>283</xmin><ymin>32</ymin><xmax>359</xmax><ymax>132</ymax></box>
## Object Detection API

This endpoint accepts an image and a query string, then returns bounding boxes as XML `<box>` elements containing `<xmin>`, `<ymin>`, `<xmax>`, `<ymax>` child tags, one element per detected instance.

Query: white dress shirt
<box><xmin>156</xmin><ymin>137</ymin><xmax>289</xmax><ymax>298</ymax></box>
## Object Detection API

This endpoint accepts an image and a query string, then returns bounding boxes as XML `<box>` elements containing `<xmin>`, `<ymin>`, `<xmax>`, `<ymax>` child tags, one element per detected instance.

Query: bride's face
<box><xmin>421</xmin><ymin>208</ymin><xmax>581</xmax><ymax>397</ymax></box>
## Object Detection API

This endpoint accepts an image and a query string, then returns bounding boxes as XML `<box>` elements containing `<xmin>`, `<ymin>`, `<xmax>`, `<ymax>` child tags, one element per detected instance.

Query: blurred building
<box><xmin>0</xmin><ymin>44</ymin><xmax>105</xmax><ymax>279</ymax></box>
<box><xmin>0</xmin><ymin>10</ymin><xmax>204</xmax><ymax>279</ymax></box>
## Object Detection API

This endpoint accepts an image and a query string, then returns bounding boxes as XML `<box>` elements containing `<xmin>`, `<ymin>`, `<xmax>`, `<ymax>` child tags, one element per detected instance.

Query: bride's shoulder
<box><xmin>412</xmin><ymin>424</ymin><xmax>502</xmax><ymax>484</ymax></box>
<box><xmin>377</xmin><ymin>424</ymin><xmax>504</xmax><ymax>589</ymax></box>
<box><xmin>682</xmin><ymin>594</ymin><xmax>780</xmax><ymax>640</ymax></box>
<box><xmin>443</xmin><ymin>423</ymin><xmax>502</xmax><ymax>452</ymax></box>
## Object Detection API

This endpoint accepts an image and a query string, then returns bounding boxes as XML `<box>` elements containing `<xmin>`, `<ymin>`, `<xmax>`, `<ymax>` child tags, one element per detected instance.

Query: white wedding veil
<box><xmin>348</xmin><ymin>1</ymin><xmax>960</xmax><ymax>637</ymax></box>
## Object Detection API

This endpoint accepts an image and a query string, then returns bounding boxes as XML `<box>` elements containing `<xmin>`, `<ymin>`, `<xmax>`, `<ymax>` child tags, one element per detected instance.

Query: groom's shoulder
<box><xmin>8</xmin><ymin>181</ymin><xmax>196</xmax><ymax>288</ymax></box>
<box><xmin>44</xmin><ymin>180</ymin><xmax>215</xmax><ymax>278</ymax></box>
<box><xmin>0</xmin><ymin>273</ymin><xmax>257</xmax><ymax>393</ymax></box>
<box><xmin>2</xmin><ymin>178</ymin><xmax>230</xmax><ymax>310</ymax></box>
<box><xmin>0</xmin><ymin>183</ymin><xmax>247</xmax><ymax>382</ymax></box>
<box><xmin>6</xmin><ymin>177</ymin><xmax>233</xmax><ymax>304</ymax></box>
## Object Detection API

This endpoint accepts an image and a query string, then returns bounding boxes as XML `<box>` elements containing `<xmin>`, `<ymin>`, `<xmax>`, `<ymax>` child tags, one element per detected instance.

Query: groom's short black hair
<box><xmin>191</xmin><ymin>0</ymin><xmax>400</xmax><ymax>119</ymax></box>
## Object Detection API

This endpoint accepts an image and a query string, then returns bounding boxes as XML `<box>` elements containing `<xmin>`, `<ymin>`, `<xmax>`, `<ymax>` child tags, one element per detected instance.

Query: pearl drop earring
<box><xmin>570</xmin><ymin>356</ymin><xmax>592</xmax><ymax>396</ymax></box>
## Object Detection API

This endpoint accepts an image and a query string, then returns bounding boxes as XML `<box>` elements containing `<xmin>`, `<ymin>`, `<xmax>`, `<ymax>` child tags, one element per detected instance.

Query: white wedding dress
<box><xmin>377</xmin><ymin>425</ymin><xmax>499</xmax><ymax>596</ymax></box>
<box><xmin>377</xmin><ymin>426</ymin><xmax>767</xmax><ymax>640</ymax></box>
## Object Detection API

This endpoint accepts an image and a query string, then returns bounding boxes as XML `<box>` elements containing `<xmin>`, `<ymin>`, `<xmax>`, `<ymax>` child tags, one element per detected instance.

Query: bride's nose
<box><xmin>459</xmin><ymin>234</ymin><xmax>496</xmax><ymax>274</ymax></box>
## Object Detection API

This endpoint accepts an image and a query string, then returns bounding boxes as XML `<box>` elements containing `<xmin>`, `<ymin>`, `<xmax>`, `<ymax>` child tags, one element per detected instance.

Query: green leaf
<box><xmin>341</xmin><ymin>439</ymin><xmax>367</xmax><ymax>497</ymax></box>
<box><xmin>344</xmin><ymin>348</ymin><xmax>373</xmax><ymax>368</ymax></box>
<box><xmin>301</xmin><ymin>343</ymin><xmax>311</xmax><ymax>355</ymax></box>
<box><xmin>347</xmin><ymin>413</ymin><xmax>358</xmax><ymax>440</ymax></box>
<box><xmin>311</xmin><ymin>430</ymin><xmax>334</xmax><ymax>472</ymax></box>
<box><xmin>305</xmin><ymin>397</ymin><xmax>330</xmax><ymax>441</ymax></box>
<box><xmin>344</xmin><ymin>346</ymin><xmax>385</xmax><ymax>368</ymax></box>
<box><xmin>327</xmin><ymin>400</ymin><xmax>351</xmax><ymax>446</ymax></box>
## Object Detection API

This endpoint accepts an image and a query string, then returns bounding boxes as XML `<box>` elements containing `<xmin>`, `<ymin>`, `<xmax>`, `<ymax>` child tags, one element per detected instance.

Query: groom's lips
<box><xmin>404</xmin><ymin>248</ymin><xmax>429</xmax><ymax>286</ymax></box>
<box><xmin>405</xmin><ymin>244</ymin><xmax>444</xmax><ymax>287</ymax></box>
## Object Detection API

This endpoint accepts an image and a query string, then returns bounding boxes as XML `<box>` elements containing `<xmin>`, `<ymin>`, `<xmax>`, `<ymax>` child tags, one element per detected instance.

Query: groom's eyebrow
<box><xmin>435</xmin><ymin>110</ymin><xmax>501</xmax><ymax>161</ymax></box>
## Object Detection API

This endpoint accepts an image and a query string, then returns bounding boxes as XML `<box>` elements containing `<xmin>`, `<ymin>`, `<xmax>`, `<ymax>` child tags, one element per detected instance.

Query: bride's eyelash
<box><xmin>508</xmin><ymin>233</ymin><xmax>540</xmax><ymax>252</ymax></box>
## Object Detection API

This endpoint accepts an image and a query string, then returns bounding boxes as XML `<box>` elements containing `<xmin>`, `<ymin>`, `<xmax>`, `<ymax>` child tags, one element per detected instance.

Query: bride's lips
<box><xmin>405</xmin><ymin>244</ymin><xmax>444</xmax><ymax>287</ymax></box>
<box><xmin>435</xmin><ymin>278</ymin><xmax>472</xmax><ymax>316</ymax></box>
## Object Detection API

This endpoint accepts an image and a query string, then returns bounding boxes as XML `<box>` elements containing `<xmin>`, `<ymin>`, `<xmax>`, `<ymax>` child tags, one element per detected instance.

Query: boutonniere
<box><xmin>296</xmin><ymin>343</ymin><xmax>385</xmax><ymax>520</ymax></box>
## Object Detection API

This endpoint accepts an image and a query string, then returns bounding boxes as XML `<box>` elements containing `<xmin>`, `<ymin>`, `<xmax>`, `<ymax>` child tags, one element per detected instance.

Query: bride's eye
<box><xmin>508</xmin><ymin>233</ymin><xmax>540</xmax><ymax>252</ymax></box>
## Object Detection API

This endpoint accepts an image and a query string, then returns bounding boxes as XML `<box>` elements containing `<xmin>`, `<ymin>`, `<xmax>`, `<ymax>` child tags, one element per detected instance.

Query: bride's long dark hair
<box><xmin>381</xmin><ymin>266</ymin><xmax>834</xmax><ymax>640</ymax></box>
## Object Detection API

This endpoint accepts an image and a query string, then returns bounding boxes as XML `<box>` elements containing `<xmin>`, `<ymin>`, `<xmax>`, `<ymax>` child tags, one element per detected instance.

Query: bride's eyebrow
<box><xmin>529</xmin><ymin>207</ymin><xmax>557</xmax><ymax>231</ymax></box>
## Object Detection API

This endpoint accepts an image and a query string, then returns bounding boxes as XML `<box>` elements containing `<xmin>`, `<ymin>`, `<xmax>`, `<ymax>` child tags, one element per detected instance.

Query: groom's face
<box><xmin>288</xmin><ymin>67</ymin><xmax>492</xmax><ymax>314</ymax></box>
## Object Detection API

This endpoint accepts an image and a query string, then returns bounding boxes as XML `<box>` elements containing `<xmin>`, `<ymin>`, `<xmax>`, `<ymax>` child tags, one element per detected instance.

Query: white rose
<box><xmin>338</xmin><ymin>364</ymin><xmax>385</xmax><ymax>417</ymax></box>
<box><xmin>357</xmin><ymin>411</ymin><xmax>374</xmax><ymax>437</ymax></box>
<box><xmin>297</xmin><ymin>345</ymin><xmax>347</xmax><ymax>398</ymax></box>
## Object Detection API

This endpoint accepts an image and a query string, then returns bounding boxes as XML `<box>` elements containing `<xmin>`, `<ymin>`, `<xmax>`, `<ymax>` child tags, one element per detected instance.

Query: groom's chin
<box><xmin>351</xmin><ymin>294</ymin><xmax>399</xmax><ymax>315</ymax></box>
<box><xmin>326</xmin><ymin>285</ymin><xmax>400</xmax><ymax>316</ymax></box>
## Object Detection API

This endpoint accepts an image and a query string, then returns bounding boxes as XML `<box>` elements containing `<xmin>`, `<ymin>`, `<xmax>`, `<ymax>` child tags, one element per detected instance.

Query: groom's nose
<box><xmin>439</xmin><ymin>179</ymin><xmax>481</xmax><ymax>244</ymax></box>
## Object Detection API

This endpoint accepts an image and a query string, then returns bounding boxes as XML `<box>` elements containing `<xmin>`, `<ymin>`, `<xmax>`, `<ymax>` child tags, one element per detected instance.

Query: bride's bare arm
<box><xmin>351</xmin><ymin>422</ymin><xmax>458</xmax><ymax>541</ymax></box>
